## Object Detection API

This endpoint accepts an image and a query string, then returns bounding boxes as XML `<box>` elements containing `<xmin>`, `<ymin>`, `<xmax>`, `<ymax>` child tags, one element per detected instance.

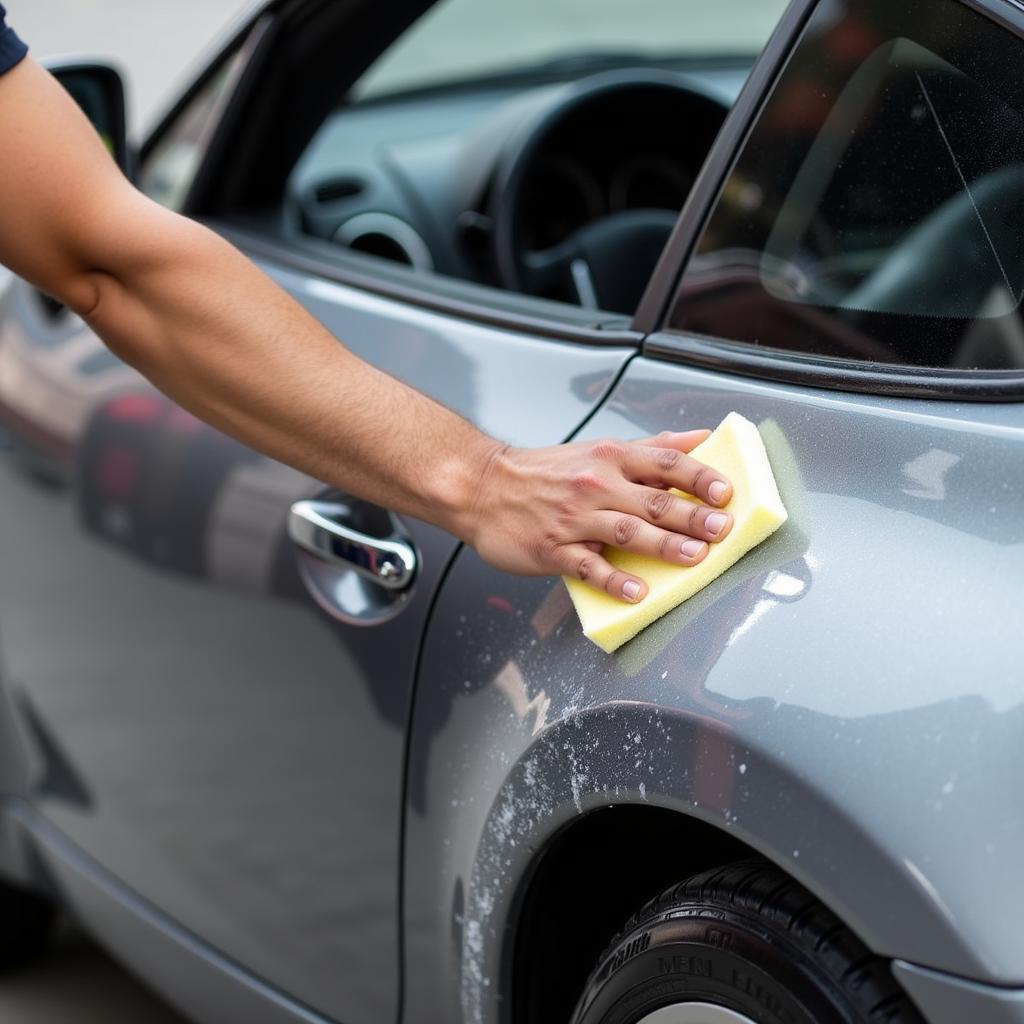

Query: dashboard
<box><xmin>287</xmin><ymin>63</ymin><xmax>749</xmax><ymax>312</ymax></box>
<box><xmin>523</xmin><ymin>153</ymin><xmax>695</xmax><ymax>252</ymax></box>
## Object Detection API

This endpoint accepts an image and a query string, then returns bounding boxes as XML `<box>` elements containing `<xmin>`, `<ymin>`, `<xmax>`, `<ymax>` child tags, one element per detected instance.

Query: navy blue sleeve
<box><xmin>0</xmin><ymin>4</ymin><xmax>28</xmax><ymax>76</ymax></box>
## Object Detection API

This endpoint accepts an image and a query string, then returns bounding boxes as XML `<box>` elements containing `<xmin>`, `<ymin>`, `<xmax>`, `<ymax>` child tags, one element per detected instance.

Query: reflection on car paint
<box><xmin>900</xmin><ymin>447</ymin><xmax>961</xmax><ymax>502</ymax></box>
<box><xmin>0</xmin><ymin>231</ymin><xmax>634</xmax><ymax>1022</ymax></box>
<box><xmin>0</xmin><ymin>289</ymin><xmax>142</xmax><ymax>472</ymax></box>
<box><xmin>77</xmin><ymin>389</ymin><xmax>310</xmax><ymax>597</ymax></box>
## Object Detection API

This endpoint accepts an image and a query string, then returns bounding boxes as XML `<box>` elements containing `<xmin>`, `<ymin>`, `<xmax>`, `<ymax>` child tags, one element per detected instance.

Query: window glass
<box><xmin>289</xmin><ymin>0</ymin><xmax>787</xmax><ymax>319</ymax></box>
<box><xmin>356</xmin><ymin>0</ymin><xmax>787</xmax><ymax>101</ymax></box>
<box><xmin>670</xmin><ymin>0</ymin><xmax>1024</xmax><ymax>370</ymax></box>
<box><xmin>139</xmin><ymin>51</ymin><xmax>244</xmax><ymax>211</ymax></box>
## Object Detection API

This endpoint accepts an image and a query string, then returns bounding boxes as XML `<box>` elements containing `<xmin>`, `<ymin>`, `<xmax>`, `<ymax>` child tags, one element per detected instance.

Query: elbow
<box><xmin>65</xmin><ymin>269</ymin><xmax>108</xmax><ymax>320</ymax></box>
<box><xmin>72</xmin><ymin>205</ymin><xmax>204</xmax><ymax>370</ymax></box>
<box><xmin>69</xmin><ymin>207</ymin><xmax>241</xmax><ymax>378</ymax></box>
<box><xmin>76</xmin><ymin>269</ymin><xmax>162</xmax><ymax>375</ymax></box>
<box><xmin>66</xmin><ymin>193</ymin><xmax>194</xmax><ymax>321</ymax></box>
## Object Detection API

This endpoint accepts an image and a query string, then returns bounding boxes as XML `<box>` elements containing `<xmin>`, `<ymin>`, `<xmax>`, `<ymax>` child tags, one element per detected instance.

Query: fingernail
<box><xmin>622</xmin><ymin>580</ymin><xmax>642</xmax><ymax>602</ymax></box>
<box><xmin>708</xmin><ymin>480</ymin><xmax>728</xmax><ymax>505</ymax></box>
<box><xmin>681</xmin><ymin>539</ymin><xmax>705</xmax><ymax>559</ymax></box>
<box><xmin>705</xmin><ymin>512</ymin><xmax>728</xmax><ymax>536</ymax></box>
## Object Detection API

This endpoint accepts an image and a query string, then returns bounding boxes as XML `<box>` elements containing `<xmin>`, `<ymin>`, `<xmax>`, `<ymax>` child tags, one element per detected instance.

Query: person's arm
<box><xmin>0</xmin><ymin>57</ymin><xmax>734</xmax><ymax>603</ymax></box>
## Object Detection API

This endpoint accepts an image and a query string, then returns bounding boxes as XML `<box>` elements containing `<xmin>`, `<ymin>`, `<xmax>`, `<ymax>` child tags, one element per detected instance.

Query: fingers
<box><xmin>621</xmin><ymin>485</ymin><xmax>733</xmax><ymax>544</ymax></box>
<box><xmin>620</xmin><ymin>438</ymin><xmax>732</xmax><ymax>507</ymax></box>
<box><xmin>559</xmin><ymin>544</ymin><xmax>649</xmax><ymax>603</ymax></box>
<box><xmin>469</xmin><ymin>427</ymin><xmax>739</xmax><ymax>602</ymax></box>
<box><xmin>585</xmin><ymin>512</ymin><xmax>710</xmax><ymax>566</ymax></box>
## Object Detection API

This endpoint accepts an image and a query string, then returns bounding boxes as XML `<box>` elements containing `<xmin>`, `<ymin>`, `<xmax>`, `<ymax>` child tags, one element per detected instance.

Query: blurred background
<box><xmin>11</xmin><ymin>0</ymin><xmax>251</xmax><ymax>132</ymax></box>
<box><xmin>2</xmin><ymin>7</ymin><xmax>248</xmax><ymax>1020</ymax></box>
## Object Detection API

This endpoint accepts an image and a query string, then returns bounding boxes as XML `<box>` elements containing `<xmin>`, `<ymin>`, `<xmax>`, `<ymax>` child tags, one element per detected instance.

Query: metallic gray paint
<box><xmin>405</xmin><ymin>356</ymin><xmax>1024</xmax><ymax>1022</ymax></box>
<box><xmin>4</xmin><ymin>802</ymin><xmax>335</xmax><ymax>1024</ymax></box>
<box><xmin>893</xmin><ymin>961</ymin><xmax>1024</xmax><ymax>1024</ymax></box>
<box><xmin>3</xmin><ymin>0</ymin><xmax>1024</xmax><ymax>1017</ymax></box>
<box><xmin>0</xmin><ymin>260</ymin><xmax>630</xmax><ymax>1024</ymax></box>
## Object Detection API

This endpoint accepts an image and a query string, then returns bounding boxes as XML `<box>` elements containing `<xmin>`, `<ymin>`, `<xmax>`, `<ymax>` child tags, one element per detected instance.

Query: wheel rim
<box><xmin>633</xmin><ymin>1004</ymin><xmax>759</xmax><ymax>1024</ymax></box>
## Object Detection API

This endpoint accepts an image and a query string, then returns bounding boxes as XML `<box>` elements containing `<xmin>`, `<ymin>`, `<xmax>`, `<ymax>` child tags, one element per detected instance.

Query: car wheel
<box><xmin>0</xmin><ymin>877</ymin><xmax>55</xmax><ymax>971</ymax></box>
<box><xmin>569</xmin><ymin>858</ymin><xmax>923</xmax><ymax>1024</ymax></box>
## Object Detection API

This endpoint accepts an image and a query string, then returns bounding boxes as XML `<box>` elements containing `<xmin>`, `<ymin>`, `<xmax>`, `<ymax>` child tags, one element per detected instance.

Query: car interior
<box><xmin>137</xmin><ymin>0</ymin><xmax>1024</xmax><ymax>374</ymax></box>
<box><xmin>287</xmin><ymin>66</ymin><xmax>735</xmax><ymax>316</ymax></box>
<box><xmin>671</xmin><ymin>0</ymin><xmax>1024</xmax><ymax>370</ymax></box>
<box><xmin>139</xmin><ymin>0</ymin><xmax>785</xmax><ymax>325</ymax></box>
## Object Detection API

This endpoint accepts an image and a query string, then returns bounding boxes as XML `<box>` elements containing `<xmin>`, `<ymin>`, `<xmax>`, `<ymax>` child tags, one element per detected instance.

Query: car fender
<box><xmin>404</xmin><ymin>360</ymin><xmax>1024</xmax><ymax>1023</ymax></box>
<box><xmin>456</xmin><ymin>703</ymin><xmax>969</xmax><ymax>1024</ymax></box>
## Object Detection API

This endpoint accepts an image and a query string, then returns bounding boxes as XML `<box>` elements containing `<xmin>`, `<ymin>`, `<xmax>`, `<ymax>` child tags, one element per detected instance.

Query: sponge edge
<box><xmin>564</xmin><ymin>412</ymin><xmax>789</xmax><ymax>653</ymax></box>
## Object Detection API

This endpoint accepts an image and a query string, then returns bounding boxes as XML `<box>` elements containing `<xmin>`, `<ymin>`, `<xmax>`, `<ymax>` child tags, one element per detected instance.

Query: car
<box><xmin>0</xmin><ymin>0</ymin><xmax>1022</xmax><ymax>1021</ymax></box>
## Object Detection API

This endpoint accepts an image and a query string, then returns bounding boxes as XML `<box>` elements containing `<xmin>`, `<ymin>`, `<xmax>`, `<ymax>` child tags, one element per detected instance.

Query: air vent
<box><xmin>313</xmin><ymin>177</ymin><xmax>364</xmax><ymax>204</ymax></box>
<box><xmin>334</xmin><ymin>213</ymin><xmax>434</xmax><ymax>272</ymax></box>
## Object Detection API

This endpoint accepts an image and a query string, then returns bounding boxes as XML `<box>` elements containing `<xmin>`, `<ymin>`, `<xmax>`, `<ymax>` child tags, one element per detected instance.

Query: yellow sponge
<box><xmin>565</xmin><ymin>412</ymin><xmax>788</xmax><ymax>653</ymax></box>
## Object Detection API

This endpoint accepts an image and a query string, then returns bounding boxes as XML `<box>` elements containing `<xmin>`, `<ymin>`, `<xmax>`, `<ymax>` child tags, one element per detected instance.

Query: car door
<box><xmin>402</xmin><ymin>0</ymin><xmax>1024</xmax><ymax>1020</ymax></box>
<box><xmin>0</xmin><ymin>7</ymin><xmax>637</xmax><ymax>1024</ymax></box>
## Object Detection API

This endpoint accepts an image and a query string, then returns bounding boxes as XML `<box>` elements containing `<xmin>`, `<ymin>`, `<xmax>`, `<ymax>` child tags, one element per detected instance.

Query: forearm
<box><xmin>83</xmin><ymin>212</ymin><xmax>498</xmax><ymax>539</ymax></box>
<box><xmin>0</xmin><ymin>57</ymin><xmax>492</xmax><ymax>539</ymax></box>
<box><xmin>0</xmin><ymin>56</ymin><xmax>737</xmax><ymax>603</ymax></box>
<box><xmin>81</xmin><ymin>213</ymin><xmax>738</xmax><ymax>602</ymax></box>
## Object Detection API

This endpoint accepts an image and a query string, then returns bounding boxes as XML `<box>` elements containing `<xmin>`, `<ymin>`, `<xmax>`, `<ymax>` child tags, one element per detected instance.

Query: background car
<box><xmin>1</xmin><ymin>0</ymin><xmax>1023</xmax><ymax>1022</ymax></box>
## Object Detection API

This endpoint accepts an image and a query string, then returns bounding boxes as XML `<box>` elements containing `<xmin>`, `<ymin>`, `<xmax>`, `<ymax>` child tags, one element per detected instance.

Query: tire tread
<box><xmin>586</xmin><ymin>857</ymin><xmax>924</xmax><ymax>1024</ymax></box>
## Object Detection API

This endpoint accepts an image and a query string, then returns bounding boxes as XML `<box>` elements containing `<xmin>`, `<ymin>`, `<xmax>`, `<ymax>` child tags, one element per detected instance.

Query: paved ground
<box><xmin>11</xmin><ymin>0</ymin><xmax>252</xmax><ymax>132</ymax></box>
<box><xmin>0</xmin><ymin>926</ymin><xmax>186</xmax><ymax>1024</ymax></box>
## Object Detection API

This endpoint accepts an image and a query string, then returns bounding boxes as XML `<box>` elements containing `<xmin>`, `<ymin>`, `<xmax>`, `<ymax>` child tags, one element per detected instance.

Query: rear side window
<box><xmin>669</xmin><ymin>0</ymin><xmax>1024</xmax><ymax>370</ymax></box>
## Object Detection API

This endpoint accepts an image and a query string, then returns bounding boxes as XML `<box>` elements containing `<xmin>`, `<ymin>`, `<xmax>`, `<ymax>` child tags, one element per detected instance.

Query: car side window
<box><xmin>668</xmin><ymin>0</ymin><xmax>1024</xmax><ymax>370</ymax></box>
<box><xmin>286</xmin><ymin>0</ymin><xmax>789</xmax><ymax>319</ymax></box>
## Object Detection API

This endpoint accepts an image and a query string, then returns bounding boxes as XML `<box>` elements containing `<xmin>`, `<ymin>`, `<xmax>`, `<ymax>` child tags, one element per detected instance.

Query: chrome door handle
<box><xmin>288</xmin><ymin>500</ymin><xmax>417</xmax><ymax>591</ymax></box>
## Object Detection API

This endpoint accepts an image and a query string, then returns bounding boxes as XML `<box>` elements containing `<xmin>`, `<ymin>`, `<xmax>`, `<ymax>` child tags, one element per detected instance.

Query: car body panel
<box><xmin>4</xmin><ymin>802</ymin><xmax>334</xmax><ymax>1024</ymax></box>
<box><xmin>1</xmin><ymin>0</ymin><xmax>1022</xmax><ymax>1019</ymax></box>
<box><xmin>0</xmin><ymin>258</ymin><xmax>632</xmax><ymax>1024</ymax></box>
<box><xmin>405</xmin><ymin>355</ymin><xmax>1024</xmax><ymax>1022</ymax></box>
<box><xmin>894</xmin><ymin>961</ymin><xmax>1024</xmax><ymax>1024</ymax></box>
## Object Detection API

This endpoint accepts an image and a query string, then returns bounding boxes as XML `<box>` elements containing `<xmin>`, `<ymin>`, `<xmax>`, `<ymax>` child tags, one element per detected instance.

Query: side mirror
<box><xmin>46</xmin><ymin>61</ymin><xmax>130</xmax><ymax>176</ymax></box>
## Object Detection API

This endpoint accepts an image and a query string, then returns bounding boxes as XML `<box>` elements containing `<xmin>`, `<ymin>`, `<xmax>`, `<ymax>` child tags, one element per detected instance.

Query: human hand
<box><xmin>465</xmin><ymin>430</ymin><xmax>733</xmax><ymax>602</ymax></box>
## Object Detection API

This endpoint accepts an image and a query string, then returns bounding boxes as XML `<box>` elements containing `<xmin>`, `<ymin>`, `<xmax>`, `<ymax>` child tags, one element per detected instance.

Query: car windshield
<box><xmin>355</xmin><ymin>0</ymin><xmax>789</xmax><ymax>100</ymax></box>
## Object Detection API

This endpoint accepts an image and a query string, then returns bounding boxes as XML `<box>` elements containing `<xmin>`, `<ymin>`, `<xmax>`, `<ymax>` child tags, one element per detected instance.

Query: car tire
<box><xmin>0</xmin><ymin>877</ymin><xmax>55</xmax><ymax>971</ymax></box>
<box><xmin>569</xmin><ymin>858</ymin><xmax>923</xmax><ymax>1024</ymax></box>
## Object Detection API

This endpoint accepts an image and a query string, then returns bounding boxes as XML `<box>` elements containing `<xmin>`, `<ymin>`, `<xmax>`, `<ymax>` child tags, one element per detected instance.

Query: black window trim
<box><xmin>646</xmin><ymin>330</ymin><xmax>1024</xmax><ymax>401</ymax></box>
<box><xmin>633</xmin><ymin>0</ymin><xmax>1024</xmax><ymax>402</ymax></box>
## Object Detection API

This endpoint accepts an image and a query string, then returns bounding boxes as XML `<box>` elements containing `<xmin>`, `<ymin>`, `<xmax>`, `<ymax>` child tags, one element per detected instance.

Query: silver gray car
<box><xmin>0</xmin><ymin>0</ymin><xmax>1022</xmax><ymax>1021</ymax></box>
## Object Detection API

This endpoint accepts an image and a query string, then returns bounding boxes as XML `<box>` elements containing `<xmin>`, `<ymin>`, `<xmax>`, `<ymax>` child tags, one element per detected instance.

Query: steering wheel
<box><xmin>490</xmin><ymin>70</ymin><xmax>727</xmax><ymax>315</ymax></box>
<box><xmin>847</xmin><ymin>162</ymin><xmax>1024</xmax><ymax>318</ymax></box>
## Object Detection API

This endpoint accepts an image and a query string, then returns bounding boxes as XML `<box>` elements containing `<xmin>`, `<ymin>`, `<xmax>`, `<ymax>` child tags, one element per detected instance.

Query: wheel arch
<box><xmin>504</xmin><ymin>804</ymin><xmax>751</xmax><ymax>1024</ymax></box>
<box><xmin>464</xmin><ymin>705</ymin><xmax>968</xmax><ymax>1024</ymax></box>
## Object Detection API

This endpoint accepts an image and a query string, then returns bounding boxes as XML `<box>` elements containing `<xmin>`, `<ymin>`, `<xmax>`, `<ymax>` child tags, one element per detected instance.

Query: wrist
<box><xmin>432</xmin><ymin>433</ymin><xmax>511</xmax><ymax>546</ymax></box>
